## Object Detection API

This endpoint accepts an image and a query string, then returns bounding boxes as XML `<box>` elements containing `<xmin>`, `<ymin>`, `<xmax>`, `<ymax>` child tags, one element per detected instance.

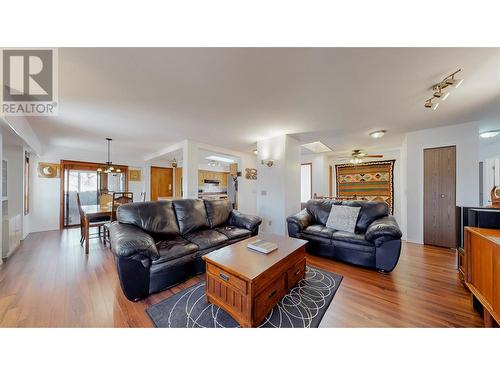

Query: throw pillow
<box><xmin>325</xmin><ymin>205</ymin><xmax>361</xmax><ymax>233</ymax></box>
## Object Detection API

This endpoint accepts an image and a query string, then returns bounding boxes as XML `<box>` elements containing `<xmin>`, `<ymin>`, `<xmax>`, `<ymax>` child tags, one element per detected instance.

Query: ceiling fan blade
<box><xmin>365</xmin><ymin>154</ymin><xmax>383</xmax><ymax>158</ymax></box>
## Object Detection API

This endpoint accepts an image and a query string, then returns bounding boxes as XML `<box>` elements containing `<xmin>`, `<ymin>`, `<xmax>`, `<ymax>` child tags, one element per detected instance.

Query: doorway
<box><xmin>150</xmin><ymin>166</ymin><xmax>173</xmax><ymax>201</ymax></box>
<box><xmin>423</xmin><ymin>146</ymin><xmax>457</xmax><ymax>248</ymax></box>
<box><xmin>60</xmin><ymin>160</ymin><xmax>128</xmax><ymax>228</ymax></box>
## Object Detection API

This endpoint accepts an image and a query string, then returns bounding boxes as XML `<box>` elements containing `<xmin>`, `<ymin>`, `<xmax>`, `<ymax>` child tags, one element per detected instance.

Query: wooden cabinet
<box><xmin>464</xmin><ymin>227</ymin><xmax>500</xmax><ymax>327</ymax></box>
<box><xmin>198</xmin><ymin>170</ymin><xmax>229</xmax><ymax>187</ymax></box>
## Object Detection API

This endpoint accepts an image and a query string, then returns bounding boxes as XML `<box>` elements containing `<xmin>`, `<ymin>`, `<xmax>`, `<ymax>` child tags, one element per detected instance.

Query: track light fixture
<box><xmin>425</xmin><ymin>69</ymin><xmax>463</xmax><ymax>110</ymax></box>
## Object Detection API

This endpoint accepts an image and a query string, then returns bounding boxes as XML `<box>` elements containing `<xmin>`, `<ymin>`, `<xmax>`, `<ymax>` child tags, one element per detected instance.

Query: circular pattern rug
<box><xmin>146</xmin><ymin>266</ymin><xmax>342</xmax><ymax>328</ymax></box>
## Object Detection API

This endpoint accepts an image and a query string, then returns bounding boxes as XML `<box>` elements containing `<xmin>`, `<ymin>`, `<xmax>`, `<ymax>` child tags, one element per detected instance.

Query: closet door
<box><xmin>423</xmin><ymin>146</ymin><xmax>457</xmax><ymax>248</ymax></box>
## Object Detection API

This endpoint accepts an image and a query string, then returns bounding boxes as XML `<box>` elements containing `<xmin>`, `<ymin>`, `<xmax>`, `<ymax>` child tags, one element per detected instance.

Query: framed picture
<box><xmin>245</xmin><ymin>168</ymin><xmax>257</xmax><ymax>180</ymax></box>
<box><xmin>128</xmin><ymin>169</ymin><xmax>141</xmax><ymax>181</ymax></box>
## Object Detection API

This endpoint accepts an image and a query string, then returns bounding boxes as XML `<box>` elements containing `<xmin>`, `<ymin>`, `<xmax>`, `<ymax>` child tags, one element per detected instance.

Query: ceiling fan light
<box><xmin>369</xmin><ymin>130</ymin><xmax>387</xmax><ymax>139</ymax></box>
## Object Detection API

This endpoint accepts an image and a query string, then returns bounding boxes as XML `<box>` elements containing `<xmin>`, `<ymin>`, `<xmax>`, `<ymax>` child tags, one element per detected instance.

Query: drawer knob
<box><xmin>219</xmin><ymin>273</ymin><xmax>230</xmax><ymax>282</ymax></box>
<box><xmin>294</xmin><ymin>269</ymin><xmax>301</xmax><ymax>276</ymax></box>
<box><xmin>268</xmin><ymin>290</ymin><xmax>277</xmax><ymax>298</ymax></box>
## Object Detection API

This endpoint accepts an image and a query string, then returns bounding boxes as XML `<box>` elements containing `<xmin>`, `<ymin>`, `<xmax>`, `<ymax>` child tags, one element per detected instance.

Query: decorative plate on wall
<box><xmin>129</xmin><ymin>169</ymin><xmax>141</xmax><ymax>181</ymax></box>
<box><xmin>37</xmin><ymin>162</ymin><xmax>59</xmax><ymax>178</ymax></box>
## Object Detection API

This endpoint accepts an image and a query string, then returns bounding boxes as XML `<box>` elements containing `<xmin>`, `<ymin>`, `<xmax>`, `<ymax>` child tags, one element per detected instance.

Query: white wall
<box><xmin>0</xmin><ymin>130</ymin><xmax>3</xmax><ymax>264</ymax></box>
<box><xmin>28</xmin><ymin>145</ymin><xmax>146</xmax><ymax>233</ymax></box>
<box><xmin>300</xmin><ymin>154</ymin><xmax>330</xmax><ymax>198</ymax></box>
<box><xmin>257</xmin><ymin>135</ymin><xmax>300</xmax><ymax>234</ymax></box>
<box><xmin>404</xmin><ymin>121</ymin><xmax>480</xmax><ymax>244</ymax></box>
<box><xmin>479</xmin><ymin>138</ymin><xmax>500</xmax><ymax>161</ymax></box>
<box><xmin>4</xmin><ymin>145</ymin><xmax>24</xmax><ymax>220</ymax></box>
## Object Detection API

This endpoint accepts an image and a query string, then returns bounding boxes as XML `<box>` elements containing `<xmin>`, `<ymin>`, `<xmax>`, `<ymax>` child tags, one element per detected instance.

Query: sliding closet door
<box><xmin>423</xmin><ymin>146</ymin><xmax>457</xmax><ymax>248</ymax></box>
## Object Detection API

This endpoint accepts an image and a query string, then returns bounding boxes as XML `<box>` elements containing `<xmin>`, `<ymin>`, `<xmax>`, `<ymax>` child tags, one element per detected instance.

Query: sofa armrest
<box><xmin>109</xmin><ymin>222</ymin><xmax>159</xmax><ymax>261</ymax></box>
<box><xmin>365</xmin><ymin>216</ymin><xmax>402</xmax><ymax>244</ymax></box>
<box><xmin>286</xmin><ymin>209</ymin><xmax>314</xmax><ymax>236</ymax></box>
<box><xmin>229</xmin><ymin>210</ymin><xmax>262</xmax><ymax>234</ymax></box>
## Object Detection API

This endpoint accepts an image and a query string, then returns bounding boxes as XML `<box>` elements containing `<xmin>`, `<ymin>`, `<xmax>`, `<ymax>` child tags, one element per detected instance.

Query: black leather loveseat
<box><xmin>287</xmin><ymin>200</ymin><xmax>402</xmax><ymax>272</ymax></box>
<box><xmin>109</xmin><ymin>199</ymin><xmax>262</xmax><ymax>301</ymax></box>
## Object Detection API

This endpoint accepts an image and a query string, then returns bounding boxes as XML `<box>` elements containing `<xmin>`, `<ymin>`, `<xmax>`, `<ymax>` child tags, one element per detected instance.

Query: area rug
<box><xmin>146</xmin><ymin>266</ymin><xmax>342</xmax><ymax>328</ymax></box>
<box><xmin>335</xmin><ymin>160</ymin><xmax>395</xmax><ymax>214</ymax></box>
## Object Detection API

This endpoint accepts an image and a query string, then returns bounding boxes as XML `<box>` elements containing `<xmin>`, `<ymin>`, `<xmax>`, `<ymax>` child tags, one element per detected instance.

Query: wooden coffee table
<box><xmin>202</xmin><ymin>233</ymin><xmax>307</xmax><ymax>327</ymax></box>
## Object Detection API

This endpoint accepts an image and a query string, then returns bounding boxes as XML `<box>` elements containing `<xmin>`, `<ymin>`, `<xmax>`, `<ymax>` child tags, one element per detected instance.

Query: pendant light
<box><xmin>97</xmin><ymin>138</ymin><xmax>121</xmax><ymax>174</ymax></box>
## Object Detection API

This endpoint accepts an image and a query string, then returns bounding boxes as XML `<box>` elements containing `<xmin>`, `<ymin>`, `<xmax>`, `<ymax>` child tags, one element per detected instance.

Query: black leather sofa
<box><xmin>109</xmin><ymin>199</ymin><xmax>262</xmax><ymax>301</ymax></box>
<box><xmin>287</xmin><ymin>200</ymin><xmax>402</xmax><ymax>272</ymax></box>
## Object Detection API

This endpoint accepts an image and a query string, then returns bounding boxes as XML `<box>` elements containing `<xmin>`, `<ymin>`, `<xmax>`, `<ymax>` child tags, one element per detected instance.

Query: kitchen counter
<box><xmin>198</xmin><ymin>192</ymin><xmax>228</xmax><ymax>200</ymax></box>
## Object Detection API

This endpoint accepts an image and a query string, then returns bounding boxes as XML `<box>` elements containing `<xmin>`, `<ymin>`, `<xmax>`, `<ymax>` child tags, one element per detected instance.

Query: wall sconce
<box><xmin>261</xmin><ymin>159</ymin><xmax>274</xmax><ymax>167</ymax></box>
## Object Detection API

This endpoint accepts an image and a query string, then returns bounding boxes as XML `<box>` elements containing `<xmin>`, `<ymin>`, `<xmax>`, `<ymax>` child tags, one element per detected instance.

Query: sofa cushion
<box><xmin>152</xmin><ymin>237</ymin><xmax>199</xmax><ymax>265</ymax></box>
<box><xmin>342</xmin><ymin>201</ymin><xmax>389</xmax><ymax>232</ymax></box>
<box><xmin>173</xmin><ymin>199</ymin><xmax>210</xmax><ymax>235</ymax></box>
<box><xmin>215</xmin><ymin>225</ymin><xmax>251</xmax><ymax>240</ymax></box>
<box><xmin>306</xmin><ymin>200</ymin><xmax>342</xmax><ymax>225</ymax></box>
<box><xmin>184</xmin><ymin>229</ymin><xmax>229</xmax><ymax>250</ymax></box>
<box><xmin>204</xmin><ymin>200</ymin><xmax>232</xmax><ymax>228</ymax></box>
<box><xmin>326</xmin><ymin>205</ymin><xmax>360</xmax><ymax>233</ymax></box>
<box><xmin>117</xmin><ymin>201</ymin><xmax>180</xmax><ymax>237</ymax></box>
<box><xmin>331</xmin><ymin>230</ymin><xmax>374</xmax><ymax>247</ymax></box>
<box><xmin>302</xmin><ymin>224</ymin><xmax>335</xmax><ymax>239</ymax></box>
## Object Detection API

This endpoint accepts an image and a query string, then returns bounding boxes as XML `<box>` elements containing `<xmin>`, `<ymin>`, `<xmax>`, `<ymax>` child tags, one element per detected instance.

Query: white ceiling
<box><xmin>24</xmin><ymin>48</ymin><xmax>500</xmax><ymax>158</ymax></box>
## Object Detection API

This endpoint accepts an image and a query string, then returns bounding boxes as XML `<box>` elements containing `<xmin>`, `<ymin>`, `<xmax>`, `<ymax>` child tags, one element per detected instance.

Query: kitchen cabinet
<box><xmin>198</xmin><ymin>170</ymin><xmax>229</xmax><ymax>187</ymax></box>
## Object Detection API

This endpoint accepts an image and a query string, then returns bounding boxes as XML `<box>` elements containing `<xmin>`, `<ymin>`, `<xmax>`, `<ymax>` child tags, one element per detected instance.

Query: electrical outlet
<box><xmin>261</xmin><ymin>190</ymin><xmax>267</xmax><ymax>196</ymax></box>
<box><xmin>268</xmin><ymin>220</ymin><xmax>272</xmax><ymax>226</ymax></box>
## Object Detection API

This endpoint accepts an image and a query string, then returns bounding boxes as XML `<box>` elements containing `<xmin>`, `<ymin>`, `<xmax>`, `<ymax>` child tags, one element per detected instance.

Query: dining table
<box><xmin>81</xmin><ymin>204</ymin><xmax>112</xmax><ymax>254</ymax></box>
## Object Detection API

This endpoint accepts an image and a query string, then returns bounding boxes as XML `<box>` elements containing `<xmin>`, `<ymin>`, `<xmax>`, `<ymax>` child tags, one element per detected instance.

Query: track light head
<box><xmin>433</xmin><ymin>90</ymin><xmax>450</xmax><ymax>101</ymax></box>
<box><xmin>425</xmin><ymin>99</ymin><xmax>439</xmax><ymax>110</ymax></box>
<box><xmin>445</xmin><ymin>78</ymin><xmax>464</xmax><ymax>89</ymax></box>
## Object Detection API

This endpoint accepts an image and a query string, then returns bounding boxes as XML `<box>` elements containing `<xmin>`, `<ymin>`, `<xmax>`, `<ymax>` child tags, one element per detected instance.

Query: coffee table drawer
<box><xmin>287</xmin><ymin>258</ymin><xmax>306</xmax><ymax>288</ymax></box>
<box><xmin>207</xmin><ymin>263</ymin><xmax>247</xmax><ymax>294</ymax></box>
<box><xmin>254</xmin><ymin>274</ymin><xmax>286</xmax><ymax>321</ymax></box>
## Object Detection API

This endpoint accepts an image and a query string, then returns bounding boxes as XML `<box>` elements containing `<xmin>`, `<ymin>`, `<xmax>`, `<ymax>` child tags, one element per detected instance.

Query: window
<box><xmin>300</xmin><ymin>163</ymin><xmax>312</xmax><ymax>203</ymax></box>
<box><xmin>24</xmin><ymin>152</ymin><xmax>30</xmax><ymax>215</ymax></box>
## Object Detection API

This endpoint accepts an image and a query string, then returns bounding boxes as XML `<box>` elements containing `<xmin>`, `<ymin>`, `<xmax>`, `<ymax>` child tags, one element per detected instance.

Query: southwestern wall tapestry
<box><xmin>335</xmin><ymin>160</ymin><xmax>395</xmax><ymax>214</ymax></box>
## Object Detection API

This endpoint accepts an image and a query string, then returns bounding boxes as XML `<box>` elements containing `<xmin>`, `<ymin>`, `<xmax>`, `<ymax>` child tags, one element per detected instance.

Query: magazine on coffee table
<box><xmin>247</xmin><ymin>239</ymin><xmax>278</xmax><ymax>254</ymax></box>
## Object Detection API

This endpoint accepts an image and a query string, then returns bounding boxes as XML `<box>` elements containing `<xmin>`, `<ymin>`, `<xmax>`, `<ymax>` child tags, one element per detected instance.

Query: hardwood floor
<box><xmin>0</xmin><ymin>228</ymin><xmax>483</xmax><ymax>327</ymax></box>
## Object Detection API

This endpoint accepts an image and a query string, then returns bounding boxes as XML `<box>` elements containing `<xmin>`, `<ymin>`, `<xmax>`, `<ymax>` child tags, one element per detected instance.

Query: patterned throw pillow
<box><xmin>325</xmin><ymin>205</ymin><xmax>361</xmax><ymax>233</ymax></box>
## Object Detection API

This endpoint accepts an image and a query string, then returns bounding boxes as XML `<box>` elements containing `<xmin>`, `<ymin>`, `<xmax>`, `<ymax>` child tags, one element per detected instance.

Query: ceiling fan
<box><xmin>337</xmin><ymin>149</ymin><xmax>384</xmax><ymax>164</ymax></box>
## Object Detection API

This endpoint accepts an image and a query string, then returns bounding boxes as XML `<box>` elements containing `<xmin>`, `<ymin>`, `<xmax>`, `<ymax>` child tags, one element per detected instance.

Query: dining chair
<box><xmin>103</xmin><ymin>192</ymin><xmax>134</xmax><ymax>245</ymax></box>
<box><xmin>76</xmin><ymin>192</ymin><xmax>108</xmax><ymax>246</ymax></box>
